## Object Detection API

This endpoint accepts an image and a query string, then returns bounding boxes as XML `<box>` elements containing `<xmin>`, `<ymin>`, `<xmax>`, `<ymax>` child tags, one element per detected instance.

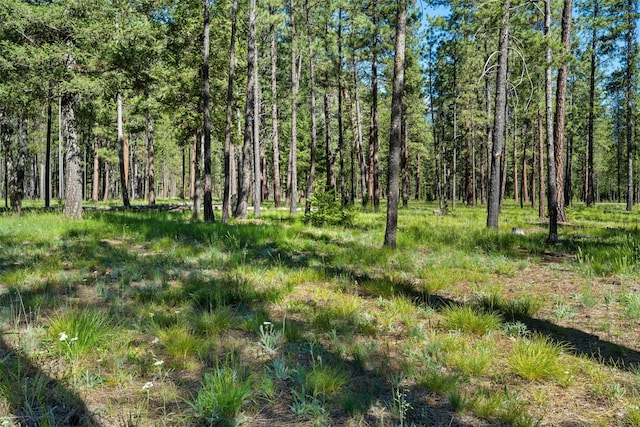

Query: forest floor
<box><xmin>1</xmin><ymin>200</ymin><xmax>640</xmax><ymax>426</ymax></box>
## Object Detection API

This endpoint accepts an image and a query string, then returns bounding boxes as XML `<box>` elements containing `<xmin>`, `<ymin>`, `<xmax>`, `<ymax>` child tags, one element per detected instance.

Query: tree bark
<box><xmin>146</xmin><ymin>111</ymin><xmax>155</xmax><ymax>206</ymax></box>
<box><xmin>223</xmin><ymin>0</ymin><xmax>238</xmax><ymax>222</ymax></box>
<box><xmin>337</xmin><ymin>10</ymin><xmax>346</xmax><ymax>205</ymax></box>
<box><xmin>92</xmin><ymin>137</ymin><xmax>99</xmax><ymax>202</ymax></box>
<box><xmin>45</xmin><ymin>86</ymin><xmax>52</xmax><ymax>208</ymax></box>
<box><xmin>486</xmin><ymin>1</ymin><xmax>509</xmax><ymax>229</ymax></box>
<box><xmin>401</xmin><ymin>110</ymin><xmax>409</xmax><ymax>208</ymax></box>
<box><xmin>553</xmin><ymin>0</ymin><xmax>573</xmax><ymax>222</ymax></box>
<box><xmin>289</xmin><ymin>0</ymin><xmax>300</xmax><ymax>215</ymax></box>
<box><xmin>368</xmin><ymin>0</ymin><xmax>380</xmax><ymax>209</ymax></box>
<box><xmin>586</xmin><ymin>0</ymin><xmax>598</xmax><ymax>207</ymax></box>
<box><xmin>269</xmin><ymin>4</ymin><xmax>281</xmax><ymax>210</ymax></box>
<box><xmin>250</xmin><ymin>0</ymin><xmax>261</xmax><ymax>218</ymax></box>
<box><xmin>58</xmin><ymin>96</ymin><xmax>64</xmax><ymax>199</ymax></box>
<box><xmin>203</xmin><ymin>0</ymin><xmax>214</xmax><ymax>221</ymax></box>
<box><xmin>537</xmin><ymin>109</ymin><xmax>544</xmax><ymax>218</ymax></box>
<box><xmin>383</xmin><ymin>0</ymin><xmax>406</xmax><ymax>248</ymax></box>
<box><xmin>235</xmin><ymin>0</ymin><xmax>257</xmax><ymax>220</ymax></box>
<box><xmin>626</xmin><ymin>0</ymin><xmax>634</xmax><ymax>211</ymax></box>
<box><xmin>304</xmin><ymin>0</ymin><xmax>317</xmax><ymax>214</ymax></box>
<box><xmin>353</xmin><ymin>59</ymin><xmax>367</xmax><ymax>200</ymax></box>
<box><xmin>62</xmin><ymin>92</ymin><xmax>83</xmax><ymax>219</ymax></box>
<box><xmin>117</xmin><ymin>94</ymin><xmax>130</xmax><ymax>208</ymax></box>
<box><xmin>192</xmin><ymin>132</ymin><xmax>201</xmax><ymax>219</ymax></box>
<box><xmin>545</xmin><ymin>0</ymin><xmax>559</xmax><ymax>243</ymax></box>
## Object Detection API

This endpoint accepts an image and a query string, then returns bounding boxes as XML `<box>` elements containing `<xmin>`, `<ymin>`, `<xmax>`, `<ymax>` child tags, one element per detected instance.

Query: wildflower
<box><xmin>59</xmin><ymin>332</ymin><xmax>68</xmax><ymax>341</ymax></box>
<box><xmin>153</xmin><ymin>360</ymin><xmax>164</xmax><ymax>367</ymax></box>
<box><xmin>151</xmin><ymin>337</ymin><xmax>160</xmax><ymax>345</ymax></box>
<box><xmin>174</xmin><ymin>310</ymin><xmax>181</xmax><ymax>315</ymax></box>
<box><xmin>69</xmin><ymin>337</ymin><xmax>79</xmax><ymax>344</ymax></box>
<box><xmin>149</xmin><ymin>312</ymin><xmax>154</xmax><ymax>318</ymax></box>
<box><xmin>142</xmin><ymin>381</ymin><xmax>153</xmax><ymax>391</ymax></box>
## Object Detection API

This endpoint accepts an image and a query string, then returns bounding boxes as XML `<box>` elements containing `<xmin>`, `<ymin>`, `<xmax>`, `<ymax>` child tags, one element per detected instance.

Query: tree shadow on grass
<box><xmin>0</xmin><ymin>334</ymin><xmax>99</xmax><ymax>426</ymax></box>
<box><xmin>93</xmin><ymin>210</ymin><xmax>640</xmax><ymax>372</ymax></box>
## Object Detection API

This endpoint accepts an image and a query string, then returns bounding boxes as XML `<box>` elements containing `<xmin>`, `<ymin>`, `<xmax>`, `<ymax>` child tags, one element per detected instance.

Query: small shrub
<box><xmin>303</xmin><ymin>190</ymin><xmax>357</xmax><ymax>227</ymax></box>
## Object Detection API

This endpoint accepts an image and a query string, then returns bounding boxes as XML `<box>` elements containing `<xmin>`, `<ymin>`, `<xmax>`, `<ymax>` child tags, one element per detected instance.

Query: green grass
<box><xmin>442</xmin><ymin>305</ymin><xmax>502</xmax><ymax>335</ymax></box>
<box><xmin>509</xmin><ymin>335</ymin><xmax>567</xmax><ymax>381</ymax></box>
<box><xmin>190</xmin><ymin>365</ymin><xmax>253</xmax><ymax>426</ymax></box>
<box><xmin>48</xmin><ymin>309</ymin><xmax>114</xmax><ymax>358</ymax></box>
<box><xmin>2</xmin><ymin>202</ymin><xmax>640</xmax><ymax>425</ymax></box>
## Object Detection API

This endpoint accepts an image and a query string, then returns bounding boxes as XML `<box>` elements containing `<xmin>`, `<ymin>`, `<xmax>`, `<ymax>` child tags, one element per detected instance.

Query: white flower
<box><xmin>142</xmin><ymin>381</ymin><xmax>153</xmax><ymax>391</ymax></box>
<box><xmin>69</xmin><ymin>337</ymin><xmax>79</xmax><ymax>344</ymax></box>
<box><xmin>153</xmin><ymin>360</ymin><xmax>164</xmax><ymax>367</ymax></box>
<box><xmin>151</xmin><ymin>337</ymin><xmax>160</xmax><ymax>345</ymax></box>
<box><xmin>149</xmin><ymin>312</ymin><xmax>154</xmax><ymax>318</ymax></box>
<box><xmin>59</xmin><ymin>332</ymin><xmax>68</xmax><ymax>341</ymax></box>
<box><xmin>174</xmin><ymin>310</ymin><xmax>181</xmax><ymax>315</ymax></box>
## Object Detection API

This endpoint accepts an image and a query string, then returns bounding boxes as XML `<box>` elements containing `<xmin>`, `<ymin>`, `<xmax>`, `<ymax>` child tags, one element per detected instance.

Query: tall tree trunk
<box><xmin>537</xmin><ymin>108</ymin><xmax>545</xmax><ymax>218</ymax></box>
<box><xmin>289</xmin><ymin>0</ymin><xmax>300</xmax><ymax>215</ymax></box>
<box><xmin>368</xmin><ymin>0</ymin><xmax>380</xmax><ymax>209</ymax></box>
<box><xmin>92</xmin><ymin>137</ymin><xmax>99</xmax><ymax>202</ymax></box>
<box><xmin>269</xmin><ymin>5</ymin><xmax>281</xmax><ymax>210</ymax></box>
<box><xmin>545</xmin><ymin>0</ymin><xmax>559</xmax><ymax>243</ymax></box>
<box><xmin>203</xmin><ymin>0</ymin><xmax>214</xmax><ymax>221</ymax></box>
<box><xmin>324</xmin><ymin>87</ymin><xmax>335</xmax><ymax>191</ymax></box>
<box><xmin>553</xmin><ymin>0</ymin><xmax>573</xmax><ymax>222</ymax></box>
<box><xmin>401</xmin><ymin>110</ymin><xmax>409</xmax><ymax>208</ymax></box>
<box><xmin>192</xmin><ymin>132</ymin><xmax>201</xmax><ymax>219</ymax></box>
<box><xmin>117</xmin><ymin>94</ymin><xmax>130</xmax><ymax>208</ymax></box>
<box><xmin>452</xmin><ymin>61</ymin><xmax>458</xmax><ymax>210</ymax></box>
<box><xmin>223</xmin><ymin>0</ymin><xmax>238</xmax><ymax>222</ymax></box>
<box><xmin>337</xmin><ymin>10</ymin><xmax>346</xmax><ymax>205</ymax></box>
<box><xmin>521</xmin><ymin>124</ymin><xmax>528</xmax><ymax>206</ymax></box>
<box><xmin>486</xmin><ymin>1</ymin><xmax>509</xmax><ymax>229</ymax></box>
<box><xmin>235</xmin><ymin>0</ymin><xmax>257</xmax><ymax>220</ymax></box>
<box><xmin>415</xmin><ymin>152</ymin><xmax>421</xmax><ymax>201</ymax></box>
<box><xmin>464</xmin><ymin>102</ymin><xmax>474</xmax><ymax>206</ymax></box>
<box><xmin>146</xmin><ymin>111</ymin><xmax>155</xmax><ymax>205</ymax></box>
<box><xmin>626</xmin><ymin>0</ymin><xmax>635</xmax><ymax>211</ymax></box>
<box><xmin>428</xmin><ymin>47</ymin><xmax>442</xmax><ymax>209</ymax></box>
<box><xmin>62</xmin><ymin>92</ymin><xmax>82</xmax><ymax>219</ymax></box>
<box><xmin>58</xmin><ymin>97</ymin><xmax>64</xmax><ymax>199</ymax></box>
<box><xmin>513</xmin><ymin>118</ymin><xmax>519</xmax><ymax>202</ymax></box>
<box><xmin>353</xmin><ymin>59</ymin><xmax>367</xmax><ymax>200</ymax></box>
<box><xmin>500</xmin><ymin>108</ymin><xmax>509</xmax><ymax>209</ymax></box>
<box><xmin>483</xmin><ymin>35</ymin><xmax>493</xmax><ymax>206</ymax></box>
<box><xmin>250</xmin><ymin>0</ymin><xmax>261</xmax><ymax>218</ymax></box>
<box><xmin>383</xmin><ymin>0</ymin><xmax>406</xmax><ymax>248</ymax></box>
<box><xmin>45</xmin><ymin>86</ymin><xmax>52</xmax><ymax>208</ymax></box>
<box><xmin>304</xmin><ymin>0</ymin><xmax>317</xmax><ymax>214</ymax></box>
<box><xmin>103</xmin><ymin>161</ymin><xmax>109</xmax><ymax>202</ymax></box>
<box><xmin>586</xmin><ymin>0</ymin><xmax>598</xmax><ymax>207</ymax></box>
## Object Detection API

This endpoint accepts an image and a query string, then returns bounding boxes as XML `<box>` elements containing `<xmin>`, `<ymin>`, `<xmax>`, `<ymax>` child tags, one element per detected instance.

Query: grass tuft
<box><xmin>443</xmin><ymin>305</ymin><xmax>501</xmax><ymax>335</ymax></box>
<box><xmin>191</xmin><ymin>365</ymin><xmax>252</xmax><ymax>426</ymax></box>
<box><xmin>509</xmin><ymin>335</ymin><xmax>567</xmax><ymax>381</ymax></box>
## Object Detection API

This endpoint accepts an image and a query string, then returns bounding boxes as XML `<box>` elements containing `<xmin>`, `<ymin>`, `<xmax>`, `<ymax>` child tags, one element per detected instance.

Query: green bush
<box><xmin>303</xmin><ymin>190</ymin><xmax>357</xmax><ymax>227</ymax></box>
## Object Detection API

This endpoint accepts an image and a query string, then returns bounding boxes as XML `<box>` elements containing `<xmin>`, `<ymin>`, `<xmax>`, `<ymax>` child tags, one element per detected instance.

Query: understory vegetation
<box><xmin>1</xmin><ymin>201</ymin><xmax>640</xmax><ymax>426</ymax></box>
